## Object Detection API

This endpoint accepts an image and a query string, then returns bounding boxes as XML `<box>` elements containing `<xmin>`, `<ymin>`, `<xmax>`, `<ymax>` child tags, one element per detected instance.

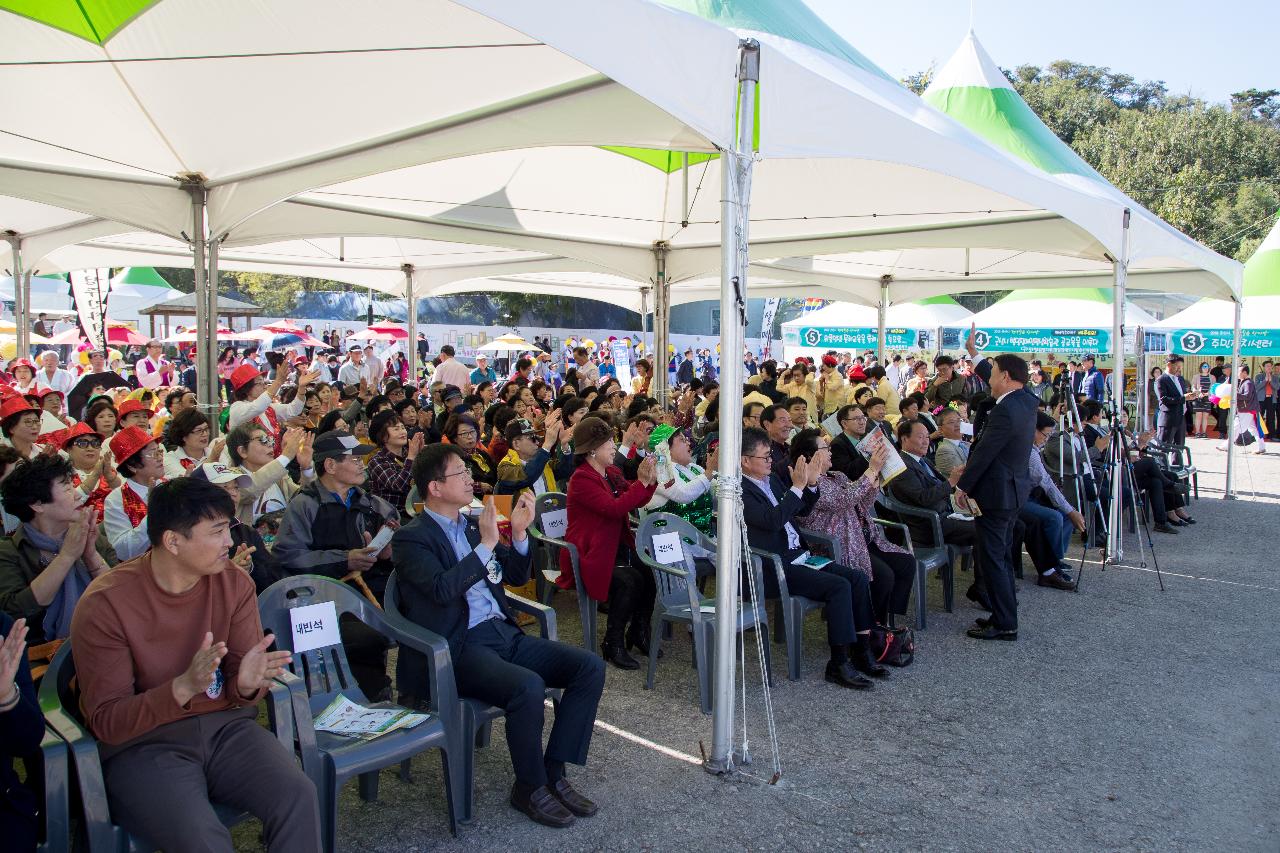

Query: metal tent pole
<box><xmin>876</xmin><ymin>276</ymin><xmax>890</xmax><ymax>363</ymax></box>
<box><xmin>1106</xmin><ymin>210</ymin><xmax>1130</xmax><ymax>563</ymax></box>
<box><xmin>652</xmin><ymin>242</ymin><xmax>670</xmax><ymax>407</ymax></box>
<box><xmin>1224</xmin><ymin>298</ymin><xmax>1243</xmax><ymax>499</ymax></box>
<box><xmin>186</xmin><ymin>179</ymin><xmax>219</xmax><ymax>431</ymax></box>
<box><xmin>403</xmin><ymin>264</ymin><xmax>418</xmax><ymax>384</ymax></box>
<box><xmin>639</xmin><ymin>285</ymin><xmax>650</xmax><ymax>367</ymax></box>
<box><xmin>5</xmin><ymin>234</ymin><xmax>28</xmax><ymax>357</ymax></box>
<box><xmin>708</xmin><ymin>37</ymin><xmax>758</xmax><ymax>775</ymax></box>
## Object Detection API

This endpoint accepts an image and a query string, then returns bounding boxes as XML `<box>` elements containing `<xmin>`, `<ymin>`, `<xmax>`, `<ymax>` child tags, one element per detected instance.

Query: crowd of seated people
<box><xmin>0</xmin><ymin>338</ymin><xmax>1208</xmax><ymax>844</ymax></box>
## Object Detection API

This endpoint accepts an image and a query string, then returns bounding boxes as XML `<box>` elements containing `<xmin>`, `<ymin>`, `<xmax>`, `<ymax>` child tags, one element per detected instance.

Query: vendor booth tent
<box><xmin>942</xmin><ymin>287</ymin><xmax>1157</xmax><ymax>354</ymax></box>
<box><xmin>1152</xmin><ymin>214</ymin><xmax>1280</xmax><ymax>357</ymax></box>
<box><xmin>781</xmin><ymin>297</ymin><xmax>973</xmax><ymax>360</ymax></box>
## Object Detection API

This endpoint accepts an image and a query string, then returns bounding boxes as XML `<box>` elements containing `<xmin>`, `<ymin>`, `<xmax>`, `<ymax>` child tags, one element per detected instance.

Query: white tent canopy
<box><xmin>1151</xmin><ymin>214</ymin><xmax>1280</xmax><ymax>356</ymax></box>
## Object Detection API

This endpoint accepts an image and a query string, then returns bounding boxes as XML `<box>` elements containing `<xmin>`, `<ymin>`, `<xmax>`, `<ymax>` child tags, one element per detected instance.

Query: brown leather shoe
<box><xmin>510</xmin><ymin>783</ymin><xmax>575</xmax><ymax>828</ymax></box>
<box><xmin>550</xmin><ymin>777</ymin><xmax>599</xmax><ymax>817</ymax></box>
<box><xmin>1037</xmin><ymin>571</ymin><xmax>1076</xmax><ymax>591</ymax></box>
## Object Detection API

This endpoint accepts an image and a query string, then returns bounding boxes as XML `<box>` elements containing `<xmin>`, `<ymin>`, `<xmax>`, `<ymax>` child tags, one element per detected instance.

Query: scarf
<box><xmin>122</xmin><ymin>482</ymin><xmax>149</xmax><ymax>527</ymax></box>
<box><xmin>501</xmin><ymin>447</ymin><xmax>557</xmax><ymax>494</ymax></box>
<box><xmin>27</xmin><ymin>523</ymin><xmax>91</xmax><ymax>640</ymax></box>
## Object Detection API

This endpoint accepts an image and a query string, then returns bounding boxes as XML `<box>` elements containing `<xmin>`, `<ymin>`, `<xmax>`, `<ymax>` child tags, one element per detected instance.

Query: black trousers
<box><xmin>780</xmin><ymin>561</ymin><xmax>873</xmax><ymax>646</ymax></box>
<box><xmin>455</xmin><ymin>620</ymin><xmax>605</xmax><ymax>788</ymax></box>
<box><xmin>975</xmin><ymin>507</ymin><xmax>1020</xmax><ymax>632</ymax></box>
<box><xmin>603</xmin><ymin>554</ymin><xmax>656</xmax><ymax>647</ymax></box>
<box><xmin>1131</xmin><ymin>457</ymin><xmax>1184</xmax><ymax>518</ymax></box>
<box><xmin>867</xmin><ymin>544</ymin><xmax>915</xmax><ymax>624</ymax></box>
<box><xmin>1157</xmin><ymin>411</ymin><xmax>1186</xmax><ymax>447</ymax></box>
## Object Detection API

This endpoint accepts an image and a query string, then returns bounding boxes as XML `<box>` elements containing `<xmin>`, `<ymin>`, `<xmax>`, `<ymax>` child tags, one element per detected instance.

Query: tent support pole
<box><xmin>877</xmin><ymin>276</ymin><xmax>890</xmax><ymax>363</ymax></box>
<box><xmin>639</xmin><ymin>285</ymin><xmax>651</xmax><ymax>365</ymax></box>
<box><xmin>403</xmin><ymin>264</ymin><xmax>417</xmax><ymax>384</ymax></box>
<box><xmin>186</xmin><ymin>178</ymin><xmax>219</xmax><ymax>433</ymax></box>
<box><xmin>1134</xmin><ymin>327</ymin><xmax>1147</xmax><ymax>432</ymax></box>
<box><xmin>1224</xmin><ymin>298</ymin><xmax>1242</xmax><ymax>499</ymax></box>
<box><xmin>5</xmin><ymin>233</ymin><xmax>27</xmax><ymax>357</ymax></box>
<box><xmin>709</xmin><ymin>37</ymin><xmax>758</xmax><ymax>776</ymax></box>
<box><xmin>1106</xmin><ymin>210</ymin><xmax>1130</xmax><ymax>563</ymax></box>
<box><xmin>652</xmin><ymin>242</ymin><xmax>670</xmax><ymax>408</ymax></box>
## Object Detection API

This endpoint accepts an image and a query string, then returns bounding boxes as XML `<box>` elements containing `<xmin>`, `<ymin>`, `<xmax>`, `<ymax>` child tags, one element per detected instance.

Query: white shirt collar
<box><xmin>124</xmin><ymin>479</ymin><xmax>149</xmax><ymax>498</ymax></box>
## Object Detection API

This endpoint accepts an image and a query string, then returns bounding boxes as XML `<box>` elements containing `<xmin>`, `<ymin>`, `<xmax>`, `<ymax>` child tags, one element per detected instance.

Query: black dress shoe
<box><xmin>626</xmin><ymin>626</ymin><xmax>662</xmax><ymax>659</ymax></box>
<box><xmin>1037</xmin><ymin>571</ymin><xmax>1076</xmax><ymax>591</ymax></box>
<box><xmin>510</xmin><ymin>783</ymin><xmax>575</xmax><ymax>828</ymax></box>
<box><xmin>966</xmin><ymin>625</ymin><xmax>1017</xmax><ymax>641</ymax></box>
<box><xmin>965</xmin><ymin>585</ymin><xmax>993</xmax><ymax>611</ymax></box>
<box><xmin>1153</xmin><ymin>522</ymin><xmax>1179</xmax><ymax>535</ymax></box>
<box><xmin>1165</xmin><ymin>517</ymin><xmax>1187</xmax><ymax>527</ymax></box>
<box><xmin>1055</xmin><ymin>564</ymin><xmax>1075</xmax><ymax>583</ymax></box>
<box><xmin>601</xmin><ymin>643</ymin><xmax>640</xmax><ymax>671</ymax></box>
<box><xmin>850</xmin><ymin>643</ymin><xmax>889</xmax><ymax>679</ymax></box>
<box><xmin>1178</xmin><ymin>516</ymin><xmax>1197</xmax><ymax>525</ymax></box>
<box><xmin>824</xmin><ymin>660</ymin><xmax>873</xmax><ymax>690</ymax></box>
<box><xmin>549</xmin><ymin>778</ymin><xmax>598</xmax><ymax>817</ymax></box>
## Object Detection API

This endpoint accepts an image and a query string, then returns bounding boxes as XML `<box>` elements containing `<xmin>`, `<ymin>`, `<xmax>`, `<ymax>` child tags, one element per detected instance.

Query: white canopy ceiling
<box><xmin>0</xmin><ymin>2</ymin><xmax>1241</xmax><ymax>311</ymax></box>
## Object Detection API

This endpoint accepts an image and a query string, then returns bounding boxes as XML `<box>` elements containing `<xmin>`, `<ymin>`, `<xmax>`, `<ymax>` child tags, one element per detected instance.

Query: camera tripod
<box><xmin>1055</xmin><ymin>388</ymin><xmax>1107</xmax><ymax>591</ymax></box>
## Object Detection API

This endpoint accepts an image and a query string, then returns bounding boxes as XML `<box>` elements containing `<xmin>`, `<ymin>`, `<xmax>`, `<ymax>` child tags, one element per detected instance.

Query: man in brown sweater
<box><xmin>70</xmin><ymin>476</ymin><xmax>320</xmax><ymax>851</ymax></box>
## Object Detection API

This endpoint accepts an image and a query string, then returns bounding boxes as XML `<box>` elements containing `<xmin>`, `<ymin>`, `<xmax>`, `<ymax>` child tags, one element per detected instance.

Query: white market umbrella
<box><xmin>475</xmin><ymin>333</ymin><xmax>536</xmax><ymax>353</ymax></box>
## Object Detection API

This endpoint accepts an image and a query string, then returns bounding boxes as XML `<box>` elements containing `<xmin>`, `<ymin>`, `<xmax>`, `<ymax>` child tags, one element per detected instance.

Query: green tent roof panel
<box><xmin>114</xmin><ymin>266</ymin><xmax>173</xmax><ymax>288</ymax></box>
<box><xmin>1243</xmin><ymin>214</ymin><xmax>1280</xmax><ymax>298</ymax></box>
<box><xmin>923</xmin><ymin>32</ymin><xmax>1105</xmax><ymax>184</ymax></box>
<box><xmin>0</xmin><ymin>0</ymin><xmax>158</xmax><ymax>44</ymax></box>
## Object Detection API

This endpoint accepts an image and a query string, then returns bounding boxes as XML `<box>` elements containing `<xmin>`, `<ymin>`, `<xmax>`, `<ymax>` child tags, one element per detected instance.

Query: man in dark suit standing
<box><xmin>392</xmin><ymin>445</ymin><xmax>605</xmax><ymax>828</ymax></box>
<box><xmin>739</xmin><ymin>427</ymin><xmax>885</xmax><ymax>689</ymax></box>
<box><xmin>1156</xmin><ymin>354</ymin><xmax>1192</xmax><ymax>447</ymax></box>
<box><xmin>959</xmin><ymin>330</ymin><xmax>1038</xmax><ymax>640</ymax></box>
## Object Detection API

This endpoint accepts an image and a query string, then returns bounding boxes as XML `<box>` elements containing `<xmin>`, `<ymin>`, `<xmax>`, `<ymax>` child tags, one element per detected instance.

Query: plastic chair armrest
<box><xmin>797</xmin><ymin>527</ymin><xmax>842</xmax><ymax>563</ymax></box>
<box><xmin>871</xmin><ymin>517</ymin><xmax>915</xmax><ymax>556</ymax></box>
<box><xmin>528</xmin><ymin>528</ymin><xmax>580</xmax><ymax>571</ymax></box>
<box><xmin>39</xmin><ymin>724</ymin><xmax>69</xmax><ymax>853</ymax></box>
<box><xmin>881</xmin><ymin>499</ymin><xmax>946</xmax><ymax>548</ymax></box>
<box><xmin>507</xmin><ymin>593</ymin><xmax>558</xmax><ymax>641</ymax></box>
<box><xmin>265</xmin><ymin>677</ymin><xmax>296</xmax><ymax>751</ymax></box>
<box><xmin>380</xmin><ymin>620</ymin><xmax>459</xmax><ymax>716</ymax></box>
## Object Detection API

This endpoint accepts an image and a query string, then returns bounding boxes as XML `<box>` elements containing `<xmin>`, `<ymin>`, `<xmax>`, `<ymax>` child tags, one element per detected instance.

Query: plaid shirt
<box><xmin>366</xmin><ymin>448</ymin><xmax>414</xmax><ymax>514</ymax></box>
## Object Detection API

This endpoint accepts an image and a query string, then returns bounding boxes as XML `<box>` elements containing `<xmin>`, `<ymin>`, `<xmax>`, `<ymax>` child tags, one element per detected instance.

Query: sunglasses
<box><xmin>71</xmin><ymin>438</ymin><xmax>103</xmax><ymax>449</ymax></box>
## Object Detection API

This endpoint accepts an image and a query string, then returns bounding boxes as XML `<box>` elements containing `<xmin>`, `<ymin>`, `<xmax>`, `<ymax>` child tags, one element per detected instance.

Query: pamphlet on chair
<box><xmin>791</xmin><ymin>551</ymin><xmax>832</xmax><ymax>570</ymax></box>
<box><xmin>313</xmin><ymin>694</ymin><xmax>430</xmax><ymax>740</ymax></box>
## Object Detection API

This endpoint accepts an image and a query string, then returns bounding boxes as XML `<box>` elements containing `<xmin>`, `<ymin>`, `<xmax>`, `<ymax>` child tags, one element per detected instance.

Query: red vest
<box><xmin>261</xmin><ymin>406</ymin><xmax>283</xmax><ymax>458</ymax></box>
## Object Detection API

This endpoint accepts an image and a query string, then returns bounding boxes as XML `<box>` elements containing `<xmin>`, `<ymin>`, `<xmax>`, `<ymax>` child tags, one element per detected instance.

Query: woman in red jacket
<box><xmin>561</xmin><ymin>415</ymin><xmax>658</xmax><ymax>670</ymax></box>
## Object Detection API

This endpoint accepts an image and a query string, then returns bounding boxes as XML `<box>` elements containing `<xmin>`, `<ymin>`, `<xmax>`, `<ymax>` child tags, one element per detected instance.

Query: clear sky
<box><xmin>806</xmin><ymin>0</ymin><xmax>1276</xmax><ymax>105</ymax></box>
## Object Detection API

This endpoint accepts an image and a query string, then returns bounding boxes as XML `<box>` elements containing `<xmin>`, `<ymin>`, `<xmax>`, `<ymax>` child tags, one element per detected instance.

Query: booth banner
<box><xmin>69</xmin><ymin>268</ymin><xmax>111</xmax><ymax>351</ymax></box>
<box><xmin>1169</xmin><ymin>328</ymin><xmax>1276</xmax><ymax>357</ymax></box>
<box><xmin>783</xmin><ymin>325</ymin><xmax>921</xmax><ymax>350</ymax></box>
<box><xmin>940</xmin><ymin>326</ymin><xmax>1111</xmax><ymax>354</ymax></box>
<box><xmin>610</xmin><ymin>340</ymin><xmax>633</xmax><ymax>388</ymax></box>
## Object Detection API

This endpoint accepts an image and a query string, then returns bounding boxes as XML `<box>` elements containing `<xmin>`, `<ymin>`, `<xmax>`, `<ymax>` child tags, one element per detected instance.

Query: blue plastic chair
<box><xmin>527</xmin><ymin>491</ymin><xmax>599</xmax><ymax>654</ymax></box>
<box><xmin>37</xmin><ymin>640</ymin><xmax>294</xmax><ymax>852</ymax></box>
<box><xmin>635</xmin><ymin>514</ymin><xmax>771</xmax><ymax>713</ymax></box>
<box><xmin>383</xmin><ymin>572</ymin><xmax>561</xmax><ymax>824</ymax></box>
<box><xmin>257</xmin><ymin>575</ymin><xmax>460</xmax><ymax>853</ymax></box>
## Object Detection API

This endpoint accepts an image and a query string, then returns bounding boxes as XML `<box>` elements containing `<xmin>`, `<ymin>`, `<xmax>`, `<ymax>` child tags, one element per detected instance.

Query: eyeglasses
<box><xmin>191</xmin><ymin>425</ymin><xmax>211</xmax><ymax>435</ymax></box>
<box><xmin>454</xmin><ymin>430</ymin><xmax>477</xmax><ymax>440</ymax></box>
<box><xmin>438</xmin><ymin>468</ymin><xmax>473</xmax><ymax>482</ymax></box>
<box><xmin>252</xmin><ymin>435</ymin><xmax>273</xmax><ymax>447</ymax></box>
<box><xmin>71</xmin><ymin>438</ymin><xmax>103</xmax><ymax>449</ymax></box>
<box><xmin>744</xmin><ymin>454</ymin><xmax>772</xmax><ymax>461</ymax></box>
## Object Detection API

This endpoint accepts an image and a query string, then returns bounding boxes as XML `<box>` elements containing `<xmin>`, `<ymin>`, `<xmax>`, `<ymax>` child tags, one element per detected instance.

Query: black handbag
<box><xmin>870</xmin><ymin>624</ymin><xmax>915</xmax><ymax>667</ymax></box>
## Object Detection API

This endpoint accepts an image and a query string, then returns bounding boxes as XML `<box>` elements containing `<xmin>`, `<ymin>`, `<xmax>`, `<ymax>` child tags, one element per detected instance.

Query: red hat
<box><xmin>0</xmin><ymin>384</ymin><xmax>15</xmax><ymax>400</ymax></box>
<box><xmin>117</xmin><ymin>399</ymin><xmax>153</xmax><ymax>419</ymax></box>
<box><xmin>821</xmin><ymin>355</ymin><xmax>839</xmax><ymax>368</ymax></box>
<box><xmin>41</xmin><ymin>420</ymin><xmax>104</xmax><ymax>449</ymax></box>
<box><xmin>109</xmin><ymin>426</ymin><xmax>155</xmax><ymax>467</ymax></box>
<box><xmin>230</xmin><ymin>363</ymin><xmax>261</xmax><ymax>391</ymax></box>
<box><xmin>37</xmin><ymin>387</ymin><xmax>64</xmax><ymax>399</ymax></box>
<box><xmin>0</xmin><ymin>396</ymin><xmax>36</xmax><ymax>422</ymax></box>
<box><xmin>8</xmin><ymin>358</ymin><xmax>35</xmax><ymax>373</ymax></box>
<box><xmin>848</xmin><ymin>365</ymin><xmax>867</xmax><ymax>381</ymax></box>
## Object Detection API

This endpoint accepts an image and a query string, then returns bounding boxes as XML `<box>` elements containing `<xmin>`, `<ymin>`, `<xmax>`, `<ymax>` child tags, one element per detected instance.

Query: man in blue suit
<box><xmin>392</xmin><ymin>444</ymin><xmax>605</xmax><ymax>829</ymax></box>
<box><xmin>960</xmin><ymin>329</ymin><xmax>1038</xmax><ymax>640</ymax></box>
